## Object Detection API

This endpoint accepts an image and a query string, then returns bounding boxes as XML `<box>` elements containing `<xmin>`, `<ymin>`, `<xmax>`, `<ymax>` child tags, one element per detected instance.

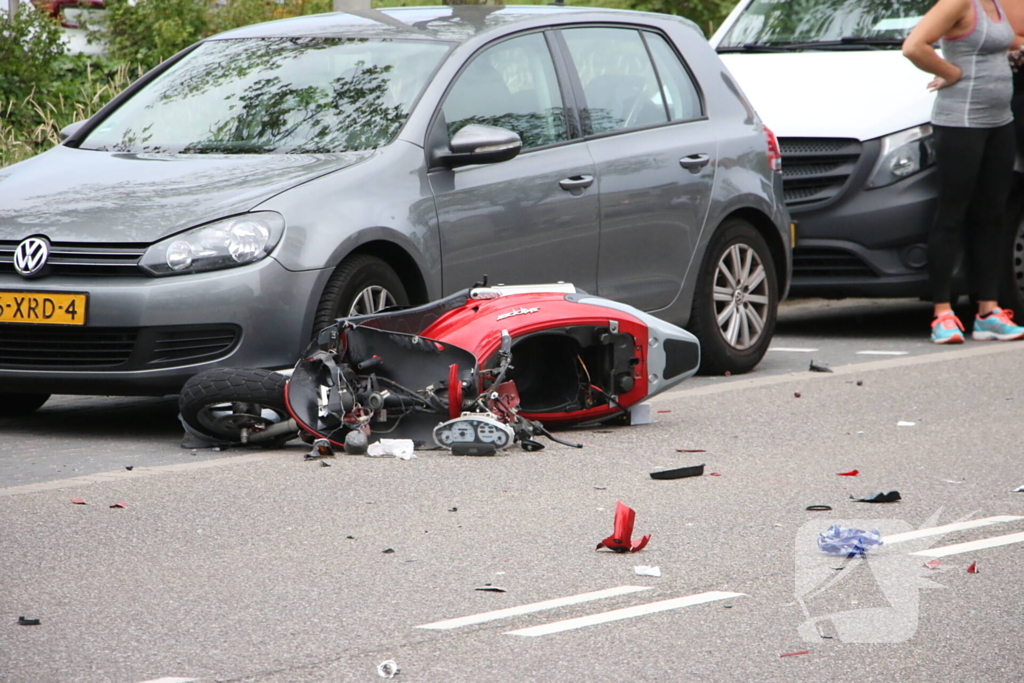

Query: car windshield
<box><xmin>717</xmin><ymin>0</ymin><xmax>935</xmax><ymax>49</ymax></box>
<box><xmin>80</xmin><ymin>37</ymin><xmax>450</xmax><ymax>154</ymax></box>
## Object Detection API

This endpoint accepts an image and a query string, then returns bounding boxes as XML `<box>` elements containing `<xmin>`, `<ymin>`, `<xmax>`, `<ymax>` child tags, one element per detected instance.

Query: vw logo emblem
<box><xmin>13</xmin><ymin>236</ymin><xmax>51</xmax><ymax>278</ymax></box>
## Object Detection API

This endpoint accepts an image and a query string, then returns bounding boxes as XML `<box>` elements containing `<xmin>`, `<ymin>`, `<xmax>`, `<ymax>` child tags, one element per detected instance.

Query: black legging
<box><xmin>929</xmin><ymin>122</ymin><xmax>1015</xmax><ymax>304</ymax></box>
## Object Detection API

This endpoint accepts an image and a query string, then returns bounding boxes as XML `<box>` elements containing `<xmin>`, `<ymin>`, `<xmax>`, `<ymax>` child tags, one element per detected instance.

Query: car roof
<box><xmin>210</xmin><ymin>5</ymin><xmax>679</xmax><ymax>44</ymax></box>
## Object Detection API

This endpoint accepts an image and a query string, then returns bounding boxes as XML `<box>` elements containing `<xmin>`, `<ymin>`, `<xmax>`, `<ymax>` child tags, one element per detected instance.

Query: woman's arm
<box><xmin>1003</xmin><ymin>0</ymin><xmax>1024</xmax><ymax>47</ymax></box>
<box><xmin>903</xmin><ymin>0</ymin><xmax>973</xmax><ymax>89</ymax></box>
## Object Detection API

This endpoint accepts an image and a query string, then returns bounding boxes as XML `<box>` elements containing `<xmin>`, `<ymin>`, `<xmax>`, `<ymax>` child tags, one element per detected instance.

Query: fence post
<box><xmin>8</xmin><ymin>0</ymin><xmax>20</xmax><ymax>19</ymax></box>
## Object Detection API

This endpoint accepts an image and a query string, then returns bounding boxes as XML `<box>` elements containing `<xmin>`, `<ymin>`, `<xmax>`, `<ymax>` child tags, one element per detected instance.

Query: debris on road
<box><xmin>109</xmin><ymin>502</ymin><xmax>127</xmax><ymax>509</ymax></box>
<box><xmin>897</xmin><ymin>421</ymin><xmax>916</xmax><ymax>427</ymax></box>
<box><xmin>1013</xmin><ymin>484</ymin><xmax>1024</xmax><ymax>492</ymax></box>
<box><xmin>634</xmin><ymin>565</ymin><xmax>661</xmax><ymax>577</ymax></box>
<box><xmin>70</xmin><ymin>499</ymin><xmax>86</xmax><ymax>505</ymax></box>
<box><xmin>650</xmin><ymin>463</ymin><xmax>704</xmax><ymax>480</ymax></box>
<box><xmin>475</xmin><ymin>585</ymin><xmax>507</xmax><ymax>592</ymax></box>
<box><xmin>967</xmin><ymin>562</ymin><xmax>979</xmax><ymax>574</ymax></box>
<box><xmin>367</xmin><ymin>439</ymin><xmax>416</xmax><ymax>460</ymax></box>
<box><xmin>857</xmin><ymin>380</ymin><xmax>864</xmax><ymax>386</ymax></box>
<box><xmin>449</xmin><ymin>507</ymin><xmax>458</xmax><ymax>512</ymax></box>
<box><xmin>17</xmin><ymin>617</ymin><xmax>41</xmax><ymax>626</ymax></box>
<box><xmin>675</xmin><ymin>449</ymin><xmax>706</xmax><ymax>453</ymax></box>
<box><xmin>836</xmin><ymin>470</ymin><xmax>859</xmax><ymax>477</ymax></box>
<box><xmin>320</xmin><ymin>461</ymin><xmax>332</xmax><ymax>467</ymax></box>
<box><xmin>377</xmin><ymin>660</ymin><xmax>400</xmax><ymax>678</ymax></box>
<box><xmin>344</xmin><ymin>430</ymin><xmax>369</xmax><ymax>455</ymax></box>
<box><xmin>709</xmin><ymin>472</ymin><xmax>723</xmax><ymax>476</ymax></box>
<box><xmin>780</xmin><ymin>650</ymin><xmax>810</xmax><ymax>658</ymax></box>
<box><xmin>125</xmin><ymin>466</ymin><xmax>134</xmax><ymax>471</ymax></box>
<box><xmin>818</xmin><ymin>525</ymin><xmax>883</xmax><ymax>556</ymax></box>
<box><xmin>305</xmin><ymin>438</ymin><xmax>336</xmax><ymax>460</ymax></box>
<box><xmin>809</xmin><ymin>360</ymin><xmax>833</xmax><ymax>373</ymax></box>
<box><xmin>382</xmin><ymin>548</ymin><xmax>395</xmax><ymax>554</ymax></box>
<box><xmin>854</xmin><ymin>490</ymin><xmax>901</xmax><ymax>503</ymax></box>
<box><xmin>805</xmin><ymin>505</ymin><xmax>832</xmax><ymax>511</ymax></box>
<box><xmin>794</xmin><ymin>392</ymin><xmax>801</xmax><ymax>398</ymax></box>
<box><xmin>924</xmin><ymin>560</ymin><xmax>941</xmax><ymax>569</ymax></box>
<box><xmin>596</xmin><ymin>501</ymin><xmax>650</xmax><ymax>553</ymax></box>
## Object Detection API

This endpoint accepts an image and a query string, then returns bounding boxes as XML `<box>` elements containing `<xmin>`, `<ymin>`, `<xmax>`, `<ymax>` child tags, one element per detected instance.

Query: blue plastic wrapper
<box><xmin>817</xmin><ymin>524</ymin><xmax>883</xmax><ymax>556</ymax></box>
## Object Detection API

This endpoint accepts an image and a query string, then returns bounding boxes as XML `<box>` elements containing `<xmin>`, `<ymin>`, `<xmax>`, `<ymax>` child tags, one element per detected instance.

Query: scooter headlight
<box><xmin>866</xmin><ymin>125</ymin><xmax>935</xmax><ymax>189</ymax></box>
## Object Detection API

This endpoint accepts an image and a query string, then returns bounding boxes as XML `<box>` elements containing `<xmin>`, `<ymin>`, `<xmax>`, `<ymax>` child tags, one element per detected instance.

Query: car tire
<box><xmin>0</xmin><ymin>393</ymin><xmax>51</xmax><ymax>416</ymax></box>
<box><xmin>999</xmin><ymin>189</ymin><xmax>1024</xmax><ymax>318</ymax></box>
<box><xmin>312</xmin><ymin>254</ymin><xmax>410</xmax><ymax>336</ymax></box>
<box><xmin>178</xmin><ymin>368</ymin><xmax>294</xmax><ymax>446</ymax></box>
<box><xmin>689</xmin><ymin>218</ymin><xmax>778</xmax><ymax>376</ymax></box>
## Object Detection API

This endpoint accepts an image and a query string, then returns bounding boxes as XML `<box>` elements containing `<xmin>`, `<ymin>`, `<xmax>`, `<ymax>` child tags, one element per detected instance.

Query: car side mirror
<box><xmin>436</xmin><ymin>124</ymin><xmax>522</xmax><ymax>168</ymax></box>
<box><xmin>59</xmin><ymin>120</ymin><xmax>87</xmax><ymax>142</ymax></box>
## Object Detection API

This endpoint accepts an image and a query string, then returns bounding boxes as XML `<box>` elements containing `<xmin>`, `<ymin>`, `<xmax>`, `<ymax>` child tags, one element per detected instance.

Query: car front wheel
<box><xmin>999</xmin><ymin>191</ymin><xmax>1024</xmax><ymax>318</ymax></box>
<box><xmin>312</xmin><ymin>254</ymin><xmax>410</xmax><ymax>336</ymax></box>
<box><xmin>689</xmin><ymin>218</ymin><xmax>778</xmax><ymax>375</ymax></box>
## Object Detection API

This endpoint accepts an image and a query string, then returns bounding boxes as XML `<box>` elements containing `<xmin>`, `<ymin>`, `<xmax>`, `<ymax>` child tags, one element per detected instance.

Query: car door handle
<box><xmin>679</xmin><ymin>154</ymin><xmax>711</xmax><ymax>173</ymax></box>
<box><xmin>559</xmin><ymin>175</ymin><xmax>595</xmax><ymax>191</ymax></box>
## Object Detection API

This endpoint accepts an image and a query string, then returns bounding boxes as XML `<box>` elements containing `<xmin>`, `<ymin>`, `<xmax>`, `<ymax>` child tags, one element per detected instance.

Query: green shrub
<box><xmin>0</xmin><ymin>6</ymin><xmax>66</xmax><ymax>129</ymax></box>
<box><xmin>95</xmin><ymin>0</ymin><xmax>208</xmax><ymax>71</ymax></box>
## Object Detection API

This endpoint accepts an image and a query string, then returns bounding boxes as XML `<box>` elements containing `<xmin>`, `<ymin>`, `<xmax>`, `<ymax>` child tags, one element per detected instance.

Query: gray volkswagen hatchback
<box><xmin>0</xmin><ymin>5</ymin><xmax>790</xmax><ymax>414</ymax></box>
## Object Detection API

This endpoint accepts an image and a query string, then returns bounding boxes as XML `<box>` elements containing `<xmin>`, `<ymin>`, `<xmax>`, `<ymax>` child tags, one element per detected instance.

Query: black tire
<box><xmin>0</xmin><ymin>393</ymin><xmax>50</xmax><ymax>416</ymax></box>
<box><xmin>179</xmin><ymin>368</ymin><xmax>293</xmax><ymax>445</ymax></box>
<box><xmin>688</xmin><ymin>218</ymin><xmax>779</xmax><ymax>376</ymax></box>
<box><xmin>312</xmin><ymin>254</ymin><xmax>410</xmax><ymax>335</ymax></box>
<box><xmin>999</xmin><ymin>190</ymin><xmax>1024</xmax><ymax>318</ymax></box>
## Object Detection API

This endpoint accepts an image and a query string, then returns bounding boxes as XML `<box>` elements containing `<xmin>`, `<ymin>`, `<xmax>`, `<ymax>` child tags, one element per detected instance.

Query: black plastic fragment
<box><xmin>806</xmin><ymin>505</ymin><xmax>833</xmax><ymax>511</ymax></box>
<box><xmin>854</xmin><ymin>490</ymin><xmax>901</xmax><ymax>503</ymax></box>
<box><xmin>451</xmin><ymin>442</ymin><xmax>497</xmax><ymax>456</ymax></box>
<box><xmin>650</xmin><ymin>463</ymin><xmax>705</xmax><ymax>480</ymax></box>
<box><xmin>809</xmin><ymin>360</ymin><xmax>833</xmax><ymax>373</ymax></box>
<box><xmin>17</xmin><ymin>617</ymin><xmax>40</xmax><ymax>626</ymax></box>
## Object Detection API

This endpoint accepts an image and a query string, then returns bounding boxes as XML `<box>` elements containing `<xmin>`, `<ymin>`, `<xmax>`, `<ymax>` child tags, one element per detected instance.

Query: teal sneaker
<box><xmin>972</xmin><ymin>307</ymin><xmax>1024</xmax><ymax>341</ymax></box>
<box><xmin>931</xmin><ymin>311</ymin><xmax>964</xmax><ymax>344</ymax></box>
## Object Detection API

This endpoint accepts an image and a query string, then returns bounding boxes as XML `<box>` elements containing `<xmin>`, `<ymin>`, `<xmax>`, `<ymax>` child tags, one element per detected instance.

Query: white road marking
<box><xmin>134</xmin><ymin>678</ymin><xmax>197</xmax><ymax>683</ymax></box>
<box><xmin>503</xmin><ymin>591</ymin><xmax>744</xmax><ymax>637</ymax></box>
<box><xmin>911</xmin><ymin>531</ymin><xmax>1024</xmax><ymax>558</ymax></box>
<box><xmin>415</xmin><ymin>585</ymin><xmax>651</xmax><ymax>630</ymax></box>
<box><xmin>855</xmin><ymin>350</ymin><xmax>909</xmax><ymax>356</ymax></box>
<box><xmin>768</xmin><ymin>347</ymin><xmax>819</xmax><ymax>352</ymax></box>
<box><xmin>884</xmin><ymin>516</ymin><xmax>1024</xmax><ymax>545</ymax></box>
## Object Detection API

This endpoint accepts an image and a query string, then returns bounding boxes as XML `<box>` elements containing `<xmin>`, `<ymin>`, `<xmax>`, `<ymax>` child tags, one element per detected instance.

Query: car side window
<box><xmin>561</xmin><ymin>27</ymin><xmax>669</xmax><ymax>134</ymax></box>
<box><xmin>442</xmin><ymin>33</ymin><xmax>568</xmax><ymax>150</ymax></box>
<box><xmin>644</xmin><ymin>32</ymin><xmax>703</xmax><ymax>122</ymax></box>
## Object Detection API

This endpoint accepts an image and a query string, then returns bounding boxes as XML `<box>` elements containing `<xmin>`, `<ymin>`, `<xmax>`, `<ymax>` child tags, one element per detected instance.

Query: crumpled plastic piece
<box><xmin>924</xmin><ymin>560</ymin><xmax>941</xmax><ymax>569</ymax></box>
<box><xmin>367</xmin><ymin>439</ymin><xmax>416</xmax><ymax>460</ymax></box>
<box><xmin>70</xmin><ymin>499</ymin><xmax>86</xmax><ymax>505</ymax></box>
<box><xmin>817</xmin><ymin>524</ymin><xmax>883</xmax><ymax>556</ymax></box>
<box><xmin>967</xmin><ymin>562</ymin><xmax>979</xmax><ymax>573</ymax></box>
<box><xmin>836</xmin><ymin>469</ymin><xmax>859</xmax><ymax>477</ymax></box>
<box><xmin>1013</xmin><ymin>484</ymin><xmax>1024</xmax><ymax>493</ymax></box>
<box><xmin>854</xmin><ymin>490</ymin><xmax>901</xmax><ymax>503</ymax></box>
<box><xmin>596</xmin><ymin>501</ymin><xmax>650</xmax><ymax>553</ymax></box>
<box><xmin>634</xmin><ymin>565</ymin><xmax>661</xmax><ymax>577</ymax></box>
<box><xmin>109</xmin><ymin>502</ymin><xmax>127</xmax><ymax>509</ymax></box>
<box><xmin>809</xmin><ymin>360</ymin><xmax>833</xmax><ymax>373</ymax></box>
<box><xmin>377</xmin><ymin>660</ymin><xmax>400</xmax><ymax>678</ymax></box>
<box><xmin>17</xmin><ymin>616</ymin><xmax>41</xmax><ymax>626</ymax></box>
<box><xmin>304</xmin><ymin>438</ymin><xmax>335</xmax><ymax>460</ymax></box>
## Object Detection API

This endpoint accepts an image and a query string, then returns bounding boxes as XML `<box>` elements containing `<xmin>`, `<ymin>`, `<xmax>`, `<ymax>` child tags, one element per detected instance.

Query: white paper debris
<box><xmin>634</xmin><ymin>565</ymin><xmax>662</xmax><ymax>577</ymax></box>
<box><xmin>377</xmin><ymin>660</ymin><xmax>400</xmax><ymax>678</ymax></box>
<box><xmin>1013</xmin><ymin>484</ymin><xmax>1024</xmax><ymax>493</ymax></box>
<box><xmin>896</xmin><ymin>421</ymin><xmax>916</xmax><ymax>427</ymax></box>
<box><xmin>367</xmin><ymin>439</ymin><xmax>416</xmax><ymax>460</ymax></box>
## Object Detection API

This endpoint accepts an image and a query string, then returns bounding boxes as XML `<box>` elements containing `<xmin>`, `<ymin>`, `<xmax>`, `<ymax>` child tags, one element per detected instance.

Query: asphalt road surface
<box><xmin>2</xmin><ymin>298</ymin><xmax>1023</xmax><ymax>682</ymax></box>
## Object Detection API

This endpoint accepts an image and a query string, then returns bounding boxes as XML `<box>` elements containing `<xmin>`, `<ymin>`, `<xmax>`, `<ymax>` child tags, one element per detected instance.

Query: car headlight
<box><xmin>140</xmin><ymin>212</ymin><xmax>285</xmax><ymax>276</ymax></box>
<box><xmin>866</xmin><ymin>125</ymin><xmax>935</xmax><ymax>189</ymax></box>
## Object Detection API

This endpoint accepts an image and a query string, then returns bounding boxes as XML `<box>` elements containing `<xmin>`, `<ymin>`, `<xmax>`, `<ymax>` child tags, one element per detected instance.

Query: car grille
<box><xmin>792</xmin><ymin>247</ymin><xmax>877</xmax><ymax>279</ymax></box>
<box><xmin>0</xmin><ymin>242</ymin><xmax>145</xmax><ymax>277</ymax></box>
<box><xmin>0</xmin><ymin>324</ymin><xmax>240</xmax><ymax>369</ymax></box>
<box><xmin>778</xmin><ymin>138</ymin><xmax>862</xmax><ymax>208</ymax></box>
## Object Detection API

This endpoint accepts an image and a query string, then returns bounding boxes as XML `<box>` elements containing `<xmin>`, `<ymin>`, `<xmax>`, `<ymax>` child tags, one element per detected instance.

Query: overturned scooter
<box><xmin>178</xmin><ymin>283</ymin><xmax>701</xmax><ymax>452</ymax></box>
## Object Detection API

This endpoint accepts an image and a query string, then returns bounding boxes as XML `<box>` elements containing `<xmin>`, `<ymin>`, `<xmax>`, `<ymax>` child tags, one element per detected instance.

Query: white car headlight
<box><xmin>140</xmin><ymin>212</ymin><xmax>285</xmax><ymax>276</ymax></box>
<box><xmin>866</xmin><ymin>125</ymin><xmax>935</xmax><ymax>189</ymax></box>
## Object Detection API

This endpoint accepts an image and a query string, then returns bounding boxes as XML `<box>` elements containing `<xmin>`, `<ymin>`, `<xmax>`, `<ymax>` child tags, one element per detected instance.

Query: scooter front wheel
<box><xmin>179</xmin><ymin>367</ymin><xmax>296</xmax><ymax>446</ymax></box>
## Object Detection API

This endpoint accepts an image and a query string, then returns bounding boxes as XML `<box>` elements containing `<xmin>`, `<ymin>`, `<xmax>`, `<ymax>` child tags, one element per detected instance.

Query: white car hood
<box><xmin>719</xmin><ymin>51</ymin><xmax>936</xmax><ymax>141</ymax></box>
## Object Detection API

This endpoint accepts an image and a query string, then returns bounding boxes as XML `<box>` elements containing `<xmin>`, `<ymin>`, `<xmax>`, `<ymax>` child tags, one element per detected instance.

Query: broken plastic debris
<box><xmin>709</xmin><ymin>472</ymin><xmax>722</xmax><ymax>476</ymax></box>
<box><xmin>967</xmin><ymin>562</ymin><xmax>979</xmax><ymax>574</ymax></box>
<box><xmin>675</xmin><ymin>449</ymin><xmax>706</xmax><ymax>453</ymax></box>
<box><xmin>125</xmin><ymin>466</ymin><xmax>134</xmax><ymax>471</ymax></box>
<box><xmin>805</xmin><ymin>505</ymin><xmax>832</xmax><ymax>511</ymax></box>
<box><xmin>1013</xmin><ymin>484</ymin><xmax>1024</xmax><ymax>492</ymax></box>
<box><xmin>818</xmin><ymin>525</ymin><xmax>883</xmax><ymax>556</ymax></box>
<box><xmin>320</xmin><ymin>461</ymin><xmax>332</xmax><ymax>468</ymax></box>
<box><xmin>305</xmin><ymin>438</ymin><xmax>336</xmax><ymax>460</ymax></box>
<box><xmin>836</xmin><ymin>469</ymin><xmax>859</xmax><ymax>477</ymax></box>
<box><xmin>377</xmin><ymin>660</ymin><xmax>400</xmax><ymax>678</ymax></box>
<box><xmin>596</xmin><ymin>501</ymin><xmax>650</xmax><ymax>553</ymax></box>
<box><xmin>656</xmin><ymin>410</ymin><xmax>672</xmax><ymax>414</ymax></box>
<box><xmin>897</xmin><ymin>421</ymin><xmax>916</xmax><ymax>427</ymax></box>
<box><xmin>854</xmin><ymin>490</ymin><xmax>901</xmax><ymax>503</ymax></box>
<box><xmin>650</xmin><ymin>463</ymin><xmax>704</xmax><ymax>480</ymax></box>
<box><xmin>449</xmin><ymin>507</ymin><xmax>458</xmax><ymax>512</ymax></box>
<box><xmin>924</xmin><ymin>560</ymin><xmax>941</xmax><ymax>569</ymax></box>
<box><xmin>634</xmin><ymin>565</ymin><xmax>662</xmax><ymax>577</ymax></box>
<box><xmin>109</xmin><ymin>502</ymin><xmax>127</xmax><ymax>509</ymax></box>
<box><xmin>475</xmin><ymin>585</ymin><xmax>507</xmax><ymax>592</ymax></box>
<box><xmin>809</xmin><ymin>360</ymin><xmax>833</xmax><ymax>373</ymax></box>
<box><xmin>367</xmin><ymin>439</ymin><xmax>416</xmax><ymax>460</ymax></box>
<box><xmin>17</xmin><ymin>617</ymin><xmax>41</xmax><ymax>626</ymax></box>
<box><xmin>382</xmin><ymin>548</ymin><xmax>395</xmax><ymax>554</ymax></box>
<box><xmin>70</xmin><ymin>499</ymin><xmax>86</xmax><ymax>505</ymax></box>
<box><xmin>344</xmin><ymin>430</ymin><xmax>368</xmax><ymax>455</ymax></box>
<box><xmin>794</xmin><ymin>392</ymin><xmax>801</xmax><ymax>398</ymax></box>
<box><xmin>780</xmin><ymin>650</ymin><xmax>810</xmax><ymax>658</ymax></box>
<box><xmin>856</xmin><ymin>380</ymin><xmax>864</xmax><ymax>386</ymax></box>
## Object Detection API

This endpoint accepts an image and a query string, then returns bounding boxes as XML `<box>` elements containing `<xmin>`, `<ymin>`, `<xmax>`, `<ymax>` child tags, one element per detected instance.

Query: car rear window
<box><xmin>81</xmin><ymin>37</ymin><xmax>450</xmax><ymax>154</ymax></box>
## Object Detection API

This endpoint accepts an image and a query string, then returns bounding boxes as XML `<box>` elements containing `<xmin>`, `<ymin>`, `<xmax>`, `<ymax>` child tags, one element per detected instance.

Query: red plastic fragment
<box><xmin>109</xmin><ymin>502</ymin><xmax>127</xmax><ymax>509</ymax></box>
<box><xmin>967</xmin><ymin>562</ymin><xmax>979</xmax><ymax>574</ymax></box>
<box><xmin>709</xmin><ymin>472</ymin><xmax>723</xmax><ymax>476</ymax></box>
<box><xmin>836</xmin><ymin>470</ymin><xmax>859</xmax><ymax>477</ymax></box>
<box><xmin>924</xmin><ymin>560</ymin><xmax>941</xmax><ymax>569</ymax></box>
<box><xmin>779</xmin><ymin>650</ymin><xmax>810</xmax><ymax>658</ymax></box>
<box><xmin>596</xmin><ymin>501</ymin><xmax>650</xmax><ymax>553</ymax></box>
<box><xmin>657</xmin><ymin>410</ymin><xmax>672</xmax><ymax>414</ymax></box>
<box><xmin>70</xmin><ymin>499</ymin><xmax>86</xmax><ymax>505</ymax></box>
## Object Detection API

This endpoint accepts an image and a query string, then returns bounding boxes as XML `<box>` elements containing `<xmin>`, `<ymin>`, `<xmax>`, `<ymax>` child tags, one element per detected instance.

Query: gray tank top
<box><xmin>932</xmin><ymin>0</ymin><xmax>1014</xmax><ymax>128</ymax></box>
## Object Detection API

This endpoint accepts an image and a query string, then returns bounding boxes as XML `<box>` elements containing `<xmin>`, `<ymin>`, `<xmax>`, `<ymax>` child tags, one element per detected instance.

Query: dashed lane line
<box><xmin>911</xmin><ymin>531</ymin><xmax>1024</xmax><ymax>558</ymax></box>
<box><xmin>884</xmin><ymin>516</ymin><xmax>1024</xmax><ymax>545</ymax></box>
<box><xmin>134</xmin><ymin>678</ymin><xmax>197</xmax><ymax>683</ymax></box>
<box><xmin>503</xmin><ymin>591</ymin><xmax>745</xmax><ymax>637</ymax></box>
<box><xmin>415</xmin><ymin>585</ymin><xmax>652</xmax><ymax>630</ymax></box>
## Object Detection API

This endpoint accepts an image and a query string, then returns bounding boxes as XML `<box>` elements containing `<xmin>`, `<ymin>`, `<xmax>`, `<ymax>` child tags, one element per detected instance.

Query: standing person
<box><xmin>904</xmin><ymin>0</ymin><xmax>1024</xmax><ymax>343</ymax></box>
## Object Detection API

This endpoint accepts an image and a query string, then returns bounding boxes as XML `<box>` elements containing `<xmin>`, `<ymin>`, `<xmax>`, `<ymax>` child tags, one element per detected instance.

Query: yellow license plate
<box><xmin>0</xmin><ymin>291</ymin><xmax>88</xmax><ymax>325</ymax></box>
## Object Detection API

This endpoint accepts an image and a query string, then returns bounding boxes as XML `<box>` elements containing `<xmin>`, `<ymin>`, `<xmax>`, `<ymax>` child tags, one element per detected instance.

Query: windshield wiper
<box><xmin>718</xmin><ymin>36</ymin><xmax>904</xmax><ymax>53</ymax></box>
<box><xmin>716</xmin><ymin>42</ymin><xmax>797</xmax><ymax>53</ymax></box>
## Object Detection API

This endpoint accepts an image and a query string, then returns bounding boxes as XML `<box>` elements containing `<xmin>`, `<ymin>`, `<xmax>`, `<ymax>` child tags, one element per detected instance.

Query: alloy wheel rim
<box><xmin>348</xmin><ymin>285</ymin><xmax>397</xmax><ymax>317</ymax></box>
<box><xmin>712</xmin><ymin>243</ymin><xmax>770</xmax><ymax>351</ymax></box>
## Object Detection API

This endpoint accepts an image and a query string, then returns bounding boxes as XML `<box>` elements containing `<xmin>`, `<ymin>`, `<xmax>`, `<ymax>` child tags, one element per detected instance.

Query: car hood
<box><xmin>718</xmin><ymin>51</ymin><xmax>936</xmax><ymax>141</ymax></box>
<box><xmin>0</xmin><ymin>147</ymin><xmax>373</xmax><ymax>243</ymax></box>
